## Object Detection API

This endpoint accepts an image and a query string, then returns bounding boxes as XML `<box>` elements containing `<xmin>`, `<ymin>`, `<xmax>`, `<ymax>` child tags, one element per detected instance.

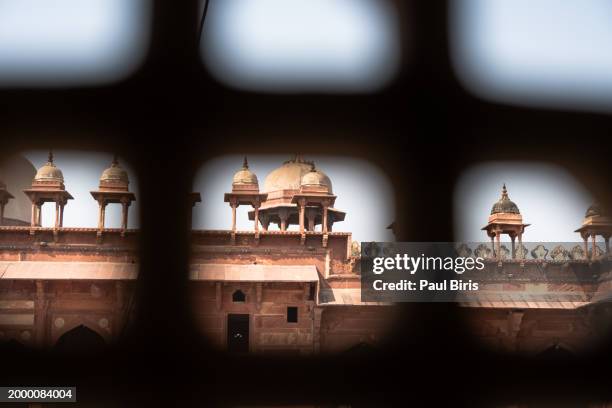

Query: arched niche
<box><xmin>54</xmin><ymin>324</ymin><xmax>106</xmax><ymax>354</ymax></box>
<box><xmin>232</xmin><ymin>289</ymin><xmax>246</xmax><ymax>302</ymax></box>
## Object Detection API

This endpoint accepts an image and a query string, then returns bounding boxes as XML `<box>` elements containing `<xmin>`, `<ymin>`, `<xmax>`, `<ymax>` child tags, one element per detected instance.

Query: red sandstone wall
<box><xmin>319</xmin><ymin>306</ymin><xmax>396</xmax><ymax>354</ymax></box>
<box><xmin>461</xmin><ymin>307</ymin><xmax>604</xmax><ymax>355</ymax></box>
<box><xmin>192</xmin><ymin>282</ymin><xmax>315</xmax><ymax>354</ymax></box>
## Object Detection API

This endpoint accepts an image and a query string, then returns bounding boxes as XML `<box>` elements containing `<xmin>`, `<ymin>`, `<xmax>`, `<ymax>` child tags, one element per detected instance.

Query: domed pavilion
<box><xmin>247</xmin><ymin>155</ymin><xmax>345</xmax><ymax>233</ymax></box>
<box><xmin>482</xmin><ymin>184</ymin><xmax>529</xmax><ymax>260</ymax></box>
<box><xmin>23</xmin><ymin>151</ymin><xmax>73</xmax><ymax>232</ymax></box>
<box><xmin>90</xmin><ymin>155</ymin><xmax>136</xmax><ymax>237</ymax></box>
<box><xmin>575</xmin><ymin>202</ymin><xmax>612</xmax><ymax>258</ymax></box>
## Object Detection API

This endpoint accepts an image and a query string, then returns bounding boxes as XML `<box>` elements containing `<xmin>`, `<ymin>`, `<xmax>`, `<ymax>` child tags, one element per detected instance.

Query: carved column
<box><xmin>279</xmin><ymin>208</ymin><xmax>288</xmax><ymax>232</ymax></box>
<box><xmin>30</xmin><ymin>202</ymin><xmax>37</xmax><ymax>227</ymax></box>
<box><xmin>97</xmin><ymin>199</ymin><xmax>107</xmax><ymax>236</ymax></box>
<box><xmin>54</xmin><ymin>201</ymin><xmax>60</xmax><ymax>229</ymax></box>
<box><xmin>36</xmin><ymin>203</ymin><xmax>42</xmax><ymax>227</ymax></box>
<box><xmin>297</xmin><ymin>198</ymin><xmax>306</xmax><ymax>244</ymax></box>
<box><xmin>322</xmin><ymin>201</ymin><xmax>329</xmax><ymax>234</ymax></box>
<box><xmin>298</xmin><ymin>200</ymin><xmax>305</xmax><ymax>233</ymax></box>
<box><xmin>592</xmin><ymin>233</ymin><xmax>597</xmax><ymax>260</ymax></box>
<box><xmin>253</xmin><ymin>203</ymin><xmax>260</xmax><ymax>234</ymax></box>
<box><xmin>230</xmin><ymin>200</ymin><xmax>237</xmax><ymax>232</ymax></box>
<box><xmin>510</xmin><ymin>234</ymin><xmax>516</xmax><ymax>259</ymax></box>
<box><xmin>120</xmin><ymin>198</ymin><xmax>130</xmax><ymax>235</ymax></box>
<box><xmin>59</xmin><ymin>201</ymin><xmax>65</xmax><ymax>227</ymax></box>
<box><xmin>495</xmin><ymin>230</ymin><xmax>501</xmax><ymax>261</ymax></box>
<box><xmin>322</xmin><ymin>200</ymin><xmax>330</xmax><ymax>247</ymax></box>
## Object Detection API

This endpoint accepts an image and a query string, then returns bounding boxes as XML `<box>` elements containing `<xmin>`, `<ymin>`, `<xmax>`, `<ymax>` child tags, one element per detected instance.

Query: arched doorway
<box><xmin>54</xmin><ymin>324</ymin><xmax>106</xmax><ymax>354</ymax></box>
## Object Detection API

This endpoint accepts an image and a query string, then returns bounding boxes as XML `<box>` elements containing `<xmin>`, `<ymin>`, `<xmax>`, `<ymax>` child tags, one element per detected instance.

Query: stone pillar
<box><xmin>230</xmin><ymin>201</ymin><xmax>237</xmax><ymax>232</ymax></box>
<box><xmin>490</xmin><ymin>235</ymin><xmax>495</xmax><ymax>258</ymax></box>
<box><xmin>59</xmin><ymin>203</ymin><xmax>65</xmax><ymax>227</ymax></box>
<box><xmin>583</xmin><ymin>234</ymin><xmax>589</xmax><ymax>259</ymax></box>
<box><xmin>298</xmin><ymin>199</ymin><xmax>306</xmax><ymax>245</ymax></box>
<box><xmin>54</xmin><ymin>201</ymin><xmax>60</xmax><ymax>229</ymax></box>
<box><xmin>30</xmin><ymin>202</ymin><xmax>37</xmax><ymax>227</ymax></box>
<box><xmin>495</xmin><ymin>231</ymin><xmax>501</xmax><ymax>260</ymax></box>
<box><xmin>253</xmin><ymin>204</ymin><xmax>260</xmax><ymax>233</ymax></box>
<box><xmin>298</xmin><ymin>199</ymin><xmax>305</xmax><ymax>234</ymax></box>
<box><xmin>36</xmin><ymin>204</ymin><xmax>42</xmax><ymax>227</ymax></box>
<box><xmin>518</xmin><ymin>232</ymin><xmax>524</xmax><ymax>263</ymax></box>
<box><xmin>0</xmin><ymin>202</ymin><xmax>5</xmax><ymax>225</ymax></box>
<box><xmin>604</xmin><ymin>235</ymin><xmax>610</xmax><ymax>255</ymax></box>
<box><xmin>97</xmin><ymin>200</ymin><xmax>106</xmax><ymax>233</ymax></box>
<box><xmin>121</xmin><ymin>200</ymin><xmax>130</xmax><ymax>233</ymax></box>
<box><xmin>322</xmin><ymin>203</ymin><xmax>329</xmax><ymax>234</ymax></box>
<box><xmin>511</xmin><ymin>235</ymin><xmax>516</xmax><ymax>259</ymax></box>
<box><xmin>279</xmin><ymin>208</ymin><xmax>288</xmax><ymax>232</ymax></box>
<box><xmin>591</xmin><ymin>233</ymin><xmax>597</xmax><ymax>260</ymax></box>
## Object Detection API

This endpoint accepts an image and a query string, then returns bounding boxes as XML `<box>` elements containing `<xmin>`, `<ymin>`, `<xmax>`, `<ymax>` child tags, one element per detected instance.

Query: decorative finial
<box><xmin>291</xmin><ymin>154</ymin><xmax>304</xmax><ymax>163</ymax></box>
<box><xmin>501</xmin><ymin>183</ymin><xmax>508</xmax><ymax>198</ymax></box>
<box><xmin>112</xmin><ymin>154</ymin><xmax>119</xmax><ymax>166</ymax></box>
<box><xmin>48</xmin><ymin>150</ymin><xmax>54</xmax><ymax>164</ymax></box>
<box><xmin>309</xmin><ymin>163</ymin><xmax>316</xmax><ymax>172</ymax></box>
<box><xmin>242</xmin><ymin>156</ymin><xmax>249</xmax><ymax>169</ymax></box>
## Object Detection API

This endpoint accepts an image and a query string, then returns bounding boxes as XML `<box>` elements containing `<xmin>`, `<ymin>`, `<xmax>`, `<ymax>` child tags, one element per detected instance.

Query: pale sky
<box><xmin>200</xmin><ymin>0</ymin><xmax>400</xmax><ymax>92</ymax></box>
<box><xmin>23</xmin><ymin>150</ymin><xmax>140</xmax><ymax>229</ymax></box>
<box><xmin>0</xmin><ymin>0</ymin><xmax>149</xmax><ymax>86</ymax></box>
<box><xmin>192</xmin><ymin>155</ymin><xmax>396</xmax><ymax>243</ymax></box>
<box><xmin>454</xmin><ymin>162</ymin><xmax>596</xmax><ymax>243</ymax></box>
<box><xmin>452</xmin><ymin>0</ymin><xmax>612</xmax><ymax>112</ymax></box>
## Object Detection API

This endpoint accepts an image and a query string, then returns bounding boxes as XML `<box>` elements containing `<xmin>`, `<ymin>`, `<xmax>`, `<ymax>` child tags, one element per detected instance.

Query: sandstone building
<box><xmin>0</xmin><ymin>154</ymin><xmax>611</xmax><ymax>356</ymax></box>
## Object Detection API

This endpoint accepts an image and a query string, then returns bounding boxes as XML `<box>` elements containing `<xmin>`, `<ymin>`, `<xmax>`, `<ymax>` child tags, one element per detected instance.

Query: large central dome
<box><xmin>263</xmin><ymin>156</ymin><xmax>332</xmax><ymax>194</ymax></box>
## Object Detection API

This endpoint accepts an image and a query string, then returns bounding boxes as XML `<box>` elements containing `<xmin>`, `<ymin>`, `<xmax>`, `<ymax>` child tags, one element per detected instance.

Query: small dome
<box><xmin>263</xmin><ymin>155</ymin><xmax>332</xmax><ymax>193</ymax></box>
<box><xmin>34</xmin><ymin>151</ymin><xmax>64</xmax><ymax>182</ymax></box>
<box><xmin>301</xmin><ymin>164</ymin><xmax>330</xmax><ymax>192</ymax></box>
<box><xmin>232</xmin><ymin>157</ymin><xmax>258</xmax><ymax>186</ymax></box>
<box><xmin>491</xmin><ymin>184</ymin><xmax>520</xmax><ymax>215</ymax></box>
<box><xmin>585</xmin><ymin>203</ymin><xmax>603</xmax><ymax>217</ymax></box>
<box><xmin>100</xmin><ymin>156</ymin><xmax>129</xmax><ymax>186</ymax></box>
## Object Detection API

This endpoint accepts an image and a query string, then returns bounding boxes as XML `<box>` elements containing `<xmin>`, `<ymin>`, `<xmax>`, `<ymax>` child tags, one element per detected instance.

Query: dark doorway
<box><xmin>227</xmin><ymin>314</ymin><xmax>249</xmax><ymax>353</ymax></box>
<box><xmin>54</xmin><ymin>324</ymin><xmax>106</xmax><ymax>354</ymax></box>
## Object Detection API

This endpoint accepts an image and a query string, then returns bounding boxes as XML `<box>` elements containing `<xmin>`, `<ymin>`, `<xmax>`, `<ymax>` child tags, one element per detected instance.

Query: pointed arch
<box><xmin>54</xmin><ymin>324</ymin><xmax>106</xmax><ymax>354</ymax></box>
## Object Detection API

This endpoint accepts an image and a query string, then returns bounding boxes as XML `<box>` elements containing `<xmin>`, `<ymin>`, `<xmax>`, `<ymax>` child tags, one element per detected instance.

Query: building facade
<box><xmin>0</xmin><ymin>154</ymin><xmax>611</xmax><ymax>356</ymax></box>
